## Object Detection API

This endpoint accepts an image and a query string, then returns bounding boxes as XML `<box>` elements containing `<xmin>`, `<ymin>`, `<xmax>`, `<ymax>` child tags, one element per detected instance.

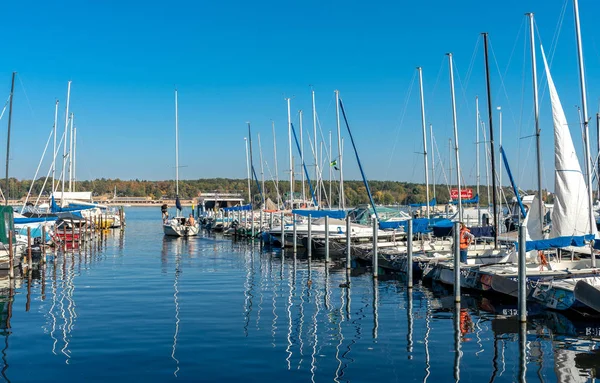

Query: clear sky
<box><xmin>1</xmin><ymin>0</ymin><xmax>600</xmax><ymax>195</ymax></box>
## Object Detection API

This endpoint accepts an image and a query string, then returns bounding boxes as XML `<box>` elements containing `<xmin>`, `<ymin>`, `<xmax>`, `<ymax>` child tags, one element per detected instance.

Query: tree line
<box><xmin>1</xmin><ymin>177</ymin><xmax>546</xmax><ymax>206</ymax></box>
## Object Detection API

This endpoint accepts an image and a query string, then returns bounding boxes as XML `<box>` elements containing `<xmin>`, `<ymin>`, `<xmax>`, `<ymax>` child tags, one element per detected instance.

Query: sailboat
<box><xmin>163</xmin><ymin>89</ymin><xmax>199</xmax><ymax>237</ymax></box>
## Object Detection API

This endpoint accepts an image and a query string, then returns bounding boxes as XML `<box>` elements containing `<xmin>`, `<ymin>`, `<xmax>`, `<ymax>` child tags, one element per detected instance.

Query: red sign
<box><xmin>450</xmin><ymin>188</ymin><xmax>473</xmax><ymax>200</ymax></box>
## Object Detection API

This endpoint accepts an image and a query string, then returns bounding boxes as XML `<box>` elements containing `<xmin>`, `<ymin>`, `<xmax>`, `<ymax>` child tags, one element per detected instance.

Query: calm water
<box><xmin>1</xmin><ymin>207</ymin><xmax>599</xmax><ymax>382</ymax></box>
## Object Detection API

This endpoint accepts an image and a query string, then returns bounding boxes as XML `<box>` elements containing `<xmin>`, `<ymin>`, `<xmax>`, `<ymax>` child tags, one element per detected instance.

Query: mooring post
<box><xmin>251</xmin><ymin>210</ymin><xmax>255</xmax><ymax>240</ymax></box>
<box><xmin>373</xmin><ymin>217</ymin><xmax>378</xmax><ymax>278</ymax></box>
<box><xmin>407</xmin><ymin>219</ymin><xmax>413</xmax><ymax>289</ymax></box>
<box><xmin>120</xmin><ymin>206</ymin><xmax>124</xmax><ymax>231</ymax></box>
<box><xmin>325</xmin><ymin>215</ymin><xmax>330</xmax><ymax>263</ymax></box>
<box><xmin>453</xmin><ymin>221</ymin><xmax>461</xmax><ymax>303</ymax></box>
<box><xmin>307</xmin><ymin>214</ymin><xmax>312</xmax><ymax>259</ymax></box>
<box><xmin>71</xmin><ymin>219</ymin><xmax>75</xmax><ymax>250</ymax></box>
<box><xmin>259</xmin><ymin>210</ymin><xmax>263</xmax><ymax>244</ymax></box>
<box><xmin>78</xmin><ymin>220</ymin><xmax>82</xmax><ymax>245</ymax></box>
<box><xmin>41</xmin><ymin>225</ymin><xmax>46</xmax><ymax>264</ymax></box>
<box><xmin>280</xmin><ymin>212</ymin><xmax>285</xmax><ymax>249</ymax></box>
<box><xmin>346</xmin><ymin>216</ymin><xmax>351</xmax><ymax>269</ymax></box>
<box><xmin>518</xmin><ymin>224</ymin><xmax>527</xmax><ymax>322</ymax></box>
<box><xmin>293</xmin><ymin>213</ymin><xmax>297</xmax><ymax>253</ymax></box>
<box><xmin>8</xmin><ymin>235</ymin><xmax>14</xmax><ymax>279</ymax></box>
<box><xmin>27</xmin><ymin>227</ymin><xmax>32</xmax><ymax>269</ymax></box>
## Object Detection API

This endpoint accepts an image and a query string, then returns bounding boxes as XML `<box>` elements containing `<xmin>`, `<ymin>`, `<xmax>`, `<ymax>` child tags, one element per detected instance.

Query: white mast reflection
<box><xmin>171</xmin><ymin>251</ymin><xmax>181</xmax><ymax>377</ymax></box>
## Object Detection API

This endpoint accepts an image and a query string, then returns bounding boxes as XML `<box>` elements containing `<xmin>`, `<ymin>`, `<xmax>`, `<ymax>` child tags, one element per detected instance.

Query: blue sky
<box><xmin>1</xmin><ymin>0</ymin><xmax>600</xmax><ymax>194</ymax></box>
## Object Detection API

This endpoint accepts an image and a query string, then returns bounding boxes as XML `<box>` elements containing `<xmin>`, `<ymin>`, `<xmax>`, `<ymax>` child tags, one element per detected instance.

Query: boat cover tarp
<box><xmin>470</xmin><ymin>226</ymin><xmax>495</xmax><ymax>238</ymax></box>
<box><xmin>380</xmin><ymin>218</ymin><xmax>430</xmax><ymax>233</ymax></box>
<box><xmin>223</xmin><ymin>204</ymin><xmax>253</xmax><ymax>212</ymax></box>
<box><xmin>292</xmin><ymin>209</ymin><xmax>346</xmax><ymax>219</ymax></box>
<box><xmin>409</xmin><ymin>198</ymin><xmax>437</xmax><ymax>208</ymax></box>
<box><xmin>523</xmin><ymin>234</ymin><xmax>594</xmax><ymax>251</ymax></box>
<box><xmin>450</xmin><ymin>195</ymin><xmax>479</xmax><ymax>205</ymax></box>
<box><xmin>51</xmin><ymin>191</ymin><xmax>93</xmax><ymax>201</ymax></box>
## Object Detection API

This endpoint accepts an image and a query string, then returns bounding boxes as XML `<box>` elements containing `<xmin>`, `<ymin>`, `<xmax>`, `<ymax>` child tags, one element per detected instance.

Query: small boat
<box><xmin>163</xmin><ymin>90</ymin><xmax>199</xmax><ymax>237</ymax></box>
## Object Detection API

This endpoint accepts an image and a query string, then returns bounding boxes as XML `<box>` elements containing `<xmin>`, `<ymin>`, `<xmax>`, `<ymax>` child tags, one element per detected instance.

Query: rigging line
<box><xmin>17</xmin><ymin>74</ymin><xmax>36</xmax><ymax>118</ymax></box>
<box><xmin>433</xmin><ymin>134</ymin><xmax>451</xmax><ymax>196</ymax></box>
<box><xmin>489</xmin><ymin>25</ymin><xmax>526</xmax><ymax>131</ymax></box>
<box><xmin>0</xmin><ymin>94</ymin><xmax>11</xmax><ymax>121</ymax></box>
<box><xmin>452</xmin><ymin>56</ymin><xmax>473</xmax><ymax>118</ymax></box>
<box><xmin>428</xmin><ymin>56</ymin><xmax>447</xmax><ymax>104</ymax></box>
<box><xmin>385</xmin><ymin>71</ymin><xmax>417</xmax><ymax>178</ymax></box>
<box><xmin>462</xmin><ymin>35</ymin><xmax>482</xmax><ymax>92</ymax></box>
<box><xmin>22</xmin><ymin>127</ymin><xmax>54</xmax><ymax>212</ymax></box>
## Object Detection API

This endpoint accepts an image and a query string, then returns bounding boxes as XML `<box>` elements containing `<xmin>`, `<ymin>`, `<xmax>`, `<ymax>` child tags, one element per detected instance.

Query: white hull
<box><xmin>163</xmin><ymin>222</ymin><xmax>200</xmax><ymax>237</ymax></box>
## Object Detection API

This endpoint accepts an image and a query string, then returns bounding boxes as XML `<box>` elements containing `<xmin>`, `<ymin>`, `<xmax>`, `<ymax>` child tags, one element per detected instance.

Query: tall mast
<box><xmin>245</xmin><ymin>137</ymin><xmax>250</xmax><ymax>203</ymax></box>
<box><xmin>573</xmin><ymin>0</ymin><xmax>596</xmax><ymax>266</ymax></box>
<box><xmin>527</xmin><ymin>13</ymin><xmax>544</xmax><ymax>231</ymax></box>
<box><xmin>5</xmin><ymin>72</ymin><xmax>15</xmax><ymax>205</ymax></box>
<box><xmin>448</xmin><ymin>53</ymin><xmax>462</xmax><ymax>223</ymax></box>
<box><xmin>258</xmin><ymin>133</ymin><xmax>266</xmax><ymax>207</ymax></box>
<box><xmin>482</xmin><ymin>32</ymin><xmax>499</xmax><ymax>248</ymax></box>
<box><xmin>68</xmin><ymin>113</ymin><xmax>74</xmax><ymax>192</ymax></box>
<box><xmin>335</xmin><ymin>90</ymin><xmax>344</xmax><ymax>209</ymax></box>
<box><xmin>73</xmin><ymin>124</ymin><xmax>77</xmax><ymax>191</ymax></box>
<box><xmin>498</xmin><ymin>106</ymin><xmax>502</xmax><ymax>191</ymax></box>
<box><xmin>272</xmin><ymin>121</ymin><xmax>281</xmax><ymax>208</ymax></box>
<box><xmin>430</xmin><ymin>124</ymin><xmax>436</xmax><ymax>202</ymax></box>
<box><xmin>52</xmin><ymin>100</ymin><xmax>59</xmax><ymax>193</ymax></box>
<box><xmin>286</xmin><ymin>98</ymin><xmax>293</xmax><ymax>209</ymax></box>
<box><xmin>417</xmin><ymin>67</ymin><xmax>430</xmax><ymax>220</ymax></box>
<box><xmin>597</xmin><ymin>112</ymin><xmax>600</xmax><ymax>200</ymax></box>
<box><xmin>476</xmin><ymin>96</ymin><xmax>481</xmax><ymax>226</ymax></box>
<box><xmin>312</xmin><ymin>88</ymin><xmax>319</xmax><ymax>207</ymax></box>
<box><xmin>329</xmin><ymin>130</ymin><xmax>332</xmax><ymax>208</ymax></box>
<box><xmin>175</xmin><ymin>89</ymin><xmax>179</xmax><ymax>197</ymax></box>
<box><xmin>61</xmin><ymin>81</ymin><xmax>72</xmax><ymax>204</ymax></box>
<box><xmin>299</xmin><ymin>110</ymin><xmax>306</xmax><ymax>203</ymax></box>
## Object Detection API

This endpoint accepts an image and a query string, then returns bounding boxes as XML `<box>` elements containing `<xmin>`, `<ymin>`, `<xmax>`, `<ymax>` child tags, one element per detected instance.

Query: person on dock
<box><xmin>459</xmin><ymin>222</ymin><xmax>475</xmax><ymax>263</ymax></box>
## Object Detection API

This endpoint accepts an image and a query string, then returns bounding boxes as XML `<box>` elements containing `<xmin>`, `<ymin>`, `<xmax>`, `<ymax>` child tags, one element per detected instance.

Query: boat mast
<box><xmin>73</xmin><ymin>123</ymin><xmax>77</xmax><ymax>191</ymax></box>
<box><xmin>258</xmin><ymin>133</ymin><xmax>266</xmax><ymax>207</ymax></box>
<box><xmin>573</xmin><ymin>0</ymin><xmax>596</xmax><ymax>266</ymax></box>
<box><xmin>482</xmin><ymin>32</ymin><xmax>499</xmax><ymax>248</ymax></box>
<box><xmin>476</xmin><ymin>96</ymin><xmax>481</xmax><ymax>226</ymax></box>
<box><xmin>527</xmin><ymin>13</ymin><xmax>544</xmax><ymax>232</ymax></box>
<box><xmin>272</xmin><ymin>120</ymin><xmax>281</xmax><ymax>208</ymax></box>
<box><xmin>312</xmin><ymin>88</ymin><xmax>319</xmax><ymax>207</ymax></box>
<box><xmin>447</xmin><ymin>53</ymin><xmax>462</xmax><ymax>223</ymax></box>
<box><xmin>417</xmin><ymin>67</ymin><xmax>430</xmax><ymax>220</ymax></box>
<box><xmin>286</xmin><ymin>98</ymin><xmax>293</xmax><ymax>209</ymax></box>
<box><xmin>244</xmin><ymin>137</ymin><xmax>250</xmax><ymax>203</ymax></box>
<box><xmin>61</xmin><ymin>81</ymin><xmax>72</xmax><ymax>205</ymax></box>
<box><xmin>68</xmin><ymin>113</ymin><xmax>74</xmax><ymax>192</ymax></box>
<box><xmin>5</xmin><ymin>72</ymin><xmax>15</xmax><ymax>205</ymax></box>
<box><xmin>175</xmin><ymin>89</ymin><xmax>179</xmax><ymax>199</ymax></box>
<box><xmin>497</xmin><ymin>106</ymin><xmax>502</xmax><ymax>192</ymax></box>
<box><xmin>329</xmin><ymin>131</ymin><xmax>332</xmax><ymax>209</ymax></box>
<box><xmin>335</xmin><ymin>90</ymin><xmax>344</xmax><ymax>209</ymax></box>
<box><xmin>299</xmin><ymin>110</ymin><xmax>306</xmax><ymax>203</ymax></box>
<box><xmin>52</xmin><ymin>99</ymin><xmax>59</xmax><ymax>193</ymax></box>
<box><xmin>430</xmin><ymin>124</ymin><xmax>436</xmax><ymax>202</ymax></box>
<box><xmin>597</xmin><ymin>112</ymin><xmax>600</xmax><ymax>201</ymax></box>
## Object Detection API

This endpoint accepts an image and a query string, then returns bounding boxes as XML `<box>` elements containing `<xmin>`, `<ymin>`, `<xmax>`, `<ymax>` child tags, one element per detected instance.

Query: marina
<box><xmin>0</xmin><ymin>207</ymin><xmax>599</xmax><ymax>382</ymax></box>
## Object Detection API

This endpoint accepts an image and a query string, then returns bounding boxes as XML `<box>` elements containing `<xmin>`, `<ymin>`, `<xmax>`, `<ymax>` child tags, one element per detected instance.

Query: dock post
<box><xmin>407</xmin><ymin>219</ymin><xmax>413</xmax><ymax>289</ymax></box>
<box><xmin>293</xmin><ymin>214</ymin><xmax>297</xmax><ymax>254</ymax></box>
<box><xmin>27</xmin><ymin>227</ymin><xmax>32</xmax><ymax>269</ymax></box>
<box><xmin>259</xmin><ymin>210</ymin><xmax>263</xmax><ymax>240</ymax></box>
<box><xmin>78</xmin><ymin>221</ymin><xmax>82</xmax><ymax>245</ymax></box>
<box><xmin>120</xmin><ymin>206</ymin><xmax>125</xmax><ymax>231</ymax></box>
<box><xmin>71</xmin><ymin>219</ymin><xmax>75</xmax><ymax>250</ymax></box>
<box><xmin>373</xmin><ymin>217</ymin><xmax>378</xmax><ymax>278</ymax></box>
<box><xmin>41</xmin><ymin>225</ymin><xmax>46</xmax><ymax>264</ymax></box>
<box><xmin>307</xmin><ymin>214</ymin><xmax>312</xmax><ymax>259</ymax></box>
<box><xmin>251</xmin><ymin>210</ymin><xmax>255</xmax><ymax>240</ymax></box>
<box><xmin>453</xmin><ymin>222</ymin><xmax>461</xmax><ymax>303</ymax></box>
<box><xmin>346</xmin><ymin>216</ymin><xmax>351</xmax><ymax>269</ymax></box>
<box><xmin>280</xmin><ymin>212</ymin><xmax>285</xmax><ymax>249</ymax></box>
<box><xmin>244</xmin><ymin>210</ymin><xmax>248</xmax><ymax>237</ymax></box>
<box><xmin>518</xmin><ymin>225</ymin><xmax>527</xmax><ymax>322</ymax></box>
<box><xmin>8</xmin><ymin>235</ymin><xmax>14</xmax><ymax>279</ymax></box>
<box><xmin>325</xmin><ymin>215</ymin><xmax>330</xmax><ymax>263</ymax></box>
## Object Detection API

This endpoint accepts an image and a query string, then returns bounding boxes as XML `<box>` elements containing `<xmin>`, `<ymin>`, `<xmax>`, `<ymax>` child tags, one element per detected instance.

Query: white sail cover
<box><xmin>524</xmin><ymin>194</ymin><xmax>544</xmax><ymax>241</ymax></box>
<box><xmin>541</xmin><ymin>47</ymin><xmax>597</xmax><ymax>239</ymax></box>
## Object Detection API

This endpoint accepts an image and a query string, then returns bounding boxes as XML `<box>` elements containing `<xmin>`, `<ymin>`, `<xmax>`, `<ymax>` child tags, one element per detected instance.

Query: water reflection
<box><xmin>4</xmin><ymin>214</ymin><xmax>600</xmax><ymax>382</ymax></box>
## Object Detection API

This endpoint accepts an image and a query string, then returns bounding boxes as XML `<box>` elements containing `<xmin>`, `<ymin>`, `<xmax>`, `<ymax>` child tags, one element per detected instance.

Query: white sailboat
<box><xmin>163</xmin><ymin>89</ymin><xmax>199</xmax><ymax>237</ymax></box>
